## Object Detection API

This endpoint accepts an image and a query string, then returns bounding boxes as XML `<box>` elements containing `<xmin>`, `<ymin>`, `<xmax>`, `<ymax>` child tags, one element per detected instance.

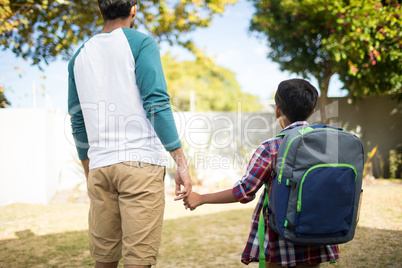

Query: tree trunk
<box><xmin>319</xmin><ymin>87</ymin><xmax>328</xmax><ymax>124</ymax></box>
<box><xmin>317</xmin><ymin>68</ymin><xmax>333</xmax><ymax>124</ymax></box>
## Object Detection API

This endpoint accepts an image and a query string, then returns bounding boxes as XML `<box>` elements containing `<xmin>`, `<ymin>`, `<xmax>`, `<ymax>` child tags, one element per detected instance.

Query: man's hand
<box><xmin>183</xmin><ymin>192</ymin><xmax>203</xmax><ymax>211</ymax></box>
<box><xmin>174</xmin><ymin>166</ymin><xmax>192</xmax><ymax>201</ymax></box>
<box><xmin>81</xmin><ymin>159</ymin><xmax>90</xmax><ymax>182</ymax></box>
<box><xmin>169</xmin><ymin>147</ymin><xmax>192</xmax><ymax>201</ymax></box>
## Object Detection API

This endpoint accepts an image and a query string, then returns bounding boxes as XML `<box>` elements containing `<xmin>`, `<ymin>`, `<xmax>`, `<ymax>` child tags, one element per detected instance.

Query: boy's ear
<box><xmin>308</xmin><ymin>108</ymin><xmax>316</xmax><ymax>119</ymax></box>
<box><xmin>275</xmin><ymin>105</ymin><xmax>282</xmax><ymax>119</ymax></box>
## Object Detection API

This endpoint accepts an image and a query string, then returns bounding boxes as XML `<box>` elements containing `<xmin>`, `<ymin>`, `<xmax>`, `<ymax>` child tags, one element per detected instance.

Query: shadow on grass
<box><xmin>0</xmin><ymin>208</ymin><xmax>401</xmax><ymax>268</ymax></box>
<box><xmin>327</xmin><ymin>225</ymin><xmax>402</xmax><ymax>268</ymax></box>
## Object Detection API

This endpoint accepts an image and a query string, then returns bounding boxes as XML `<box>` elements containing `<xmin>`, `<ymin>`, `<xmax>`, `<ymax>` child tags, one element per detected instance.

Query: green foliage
<box><xmin>249</xmin><ymin>0</ymin><xmax>402</xmax><ymax>100</ymax></box>
<box><xmin>389</xmin><ymin>144</ymin><xmax>402</xmax><ymax>178</ymax></box>
<box><xmin>161</xmin><ymin>53</ymin><xmax>261</xmax><ymax>112</ymax></box>
<box><xmin>0</xmin><ymin>0</ymin><xmax>238</xmax><ymax>67</ymax></box>
<box><xmin>0</xmin><ymin>86</ymin><xmax>10</xmax><ymax>108</ymax></box>
<box><xmin>324</xmin><ymin>0</ymin><xmax>402</xmax><ymax>99</ymax></box>
<box><xmin>250</xmin><ymin>0</ymin><xmax>334</xmax><ymax>93</ymax></box>
<box><xmin>0</xmin><ymin>0</ymin><xmax>101</xmax><ymax>67</ymax></box>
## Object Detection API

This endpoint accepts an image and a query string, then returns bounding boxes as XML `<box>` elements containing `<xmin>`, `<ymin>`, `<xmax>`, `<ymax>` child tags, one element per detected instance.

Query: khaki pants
<box><xmin>87</xmin><ymin>161</ymin><xmax>165</xmax><ymax>266</ymax></box>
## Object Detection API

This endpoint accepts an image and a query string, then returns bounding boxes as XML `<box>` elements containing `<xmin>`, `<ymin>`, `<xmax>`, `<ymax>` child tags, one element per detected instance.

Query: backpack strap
<box><xmin>274</xmin><ymin>132</ymin><xmax>286</xmax><ymax>138</ymax></box>
<box><xmin>258</xmin><ymin>183</ymin><xmax>269</xmax><ymax>268</ymax></box>
<box><xmin>310</xmin><ymin>124</ymin><xmax>343</xmax><ymax>131</ymax></box>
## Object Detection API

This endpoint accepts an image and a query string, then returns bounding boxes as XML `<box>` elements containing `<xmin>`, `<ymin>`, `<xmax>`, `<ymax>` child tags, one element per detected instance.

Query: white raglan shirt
<box><xmin>68</xmin><ymin>28</ymin><xmax>181</xmax><ymax>169</ymax></box>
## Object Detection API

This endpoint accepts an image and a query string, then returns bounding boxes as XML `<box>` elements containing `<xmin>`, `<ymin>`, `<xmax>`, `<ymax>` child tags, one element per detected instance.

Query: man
<box><xmin>68</xmin><ymin>1</ymin><xmax>192</xmax><ymax>267</ymax></box>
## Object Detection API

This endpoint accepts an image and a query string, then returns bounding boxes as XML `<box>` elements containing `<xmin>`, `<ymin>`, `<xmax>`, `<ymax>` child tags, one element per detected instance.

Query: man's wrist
<box><xmin>176</xmin><ymin>161</ymin><xmax>188</xmax><ymax>168</ymax></box>
<box><xmin>169</xmin><ymin>147</ymin><xmax>188</xmax><ymax>167</ymax></box>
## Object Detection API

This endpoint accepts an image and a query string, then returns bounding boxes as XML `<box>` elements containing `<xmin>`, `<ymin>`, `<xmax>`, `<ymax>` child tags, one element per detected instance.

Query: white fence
<box><xmin>0</xmin><ymin>108</ymin><xmax>278</xmax><ymax>205</ymax></box>
<box><xmin>0</xmin><ymin>109</ymin><xmax>79</xmax><ymax>205</ymax></box>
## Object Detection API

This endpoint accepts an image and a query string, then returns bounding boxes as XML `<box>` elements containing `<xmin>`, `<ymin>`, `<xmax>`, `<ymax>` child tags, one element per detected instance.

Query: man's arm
<box><xmin>129</xmin><ymin>33</ymin><xmax>183</xmax><ymax>151</ymax></box>
<box><xmin>68</xmin><ymin>54</ymin><xmax>90</xmax><ymax>177</ymax></box>
<box><xmin>129</xmin><ymin>33</ymin><xmax>192</xmax><ymax>199</ymax></box>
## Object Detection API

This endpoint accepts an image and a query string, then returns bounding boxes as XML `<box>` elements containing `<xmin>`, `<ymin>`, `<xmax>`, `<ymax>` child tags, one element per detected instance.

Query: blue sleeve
<box><xmin>124</xmin><ymin>29</ymin><xmax>181</xmax><ymax>151</ymax></box>
<box><xmin>68</xmin><ymin>56</ymin><xmax>89</xmax><ymax>160</ymax></box>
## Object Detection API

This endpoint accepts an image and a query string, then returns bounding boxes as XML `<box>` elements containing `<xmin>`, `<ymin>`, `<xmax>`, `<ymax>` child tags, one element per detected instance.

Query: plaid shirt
<box><xmin>232</xmin><ymin>121</ymin><xmax>339</xmax><ymax>266</ymax></box>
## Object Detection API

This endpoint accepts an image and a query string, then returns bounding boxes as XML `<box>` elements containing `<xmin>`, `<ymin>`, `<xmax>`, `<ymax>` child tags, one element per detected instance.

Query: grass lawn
<box><xmin>0</xmin><ymin>179</ymin><xmax>401</xmax><ymax>267</ymax></box>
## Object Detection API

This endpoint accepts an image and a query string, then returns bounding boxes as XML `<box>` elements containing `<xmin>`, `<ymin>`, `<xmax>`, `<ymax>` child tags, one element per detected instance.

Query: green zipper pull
<box><xmin>297</xmin><ymin>200</ymin><xmax>301</xmax><ymax>211</ymax></box>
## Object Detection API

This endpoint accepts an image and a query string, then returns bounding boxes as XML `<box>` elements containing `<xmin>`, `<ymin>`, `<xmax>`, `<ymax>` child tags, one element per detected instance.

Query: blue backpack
<box><xmin>258</xmin><ymin>125</ymin><xmax>364</xmax><ymax>267</ymax></box>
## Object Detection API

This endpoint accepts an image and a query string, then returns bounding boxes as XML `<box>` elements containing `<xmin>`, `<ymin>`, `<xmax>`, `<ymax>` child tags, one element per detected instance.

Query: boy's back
<box><xmin>267</xmin><ymin>124</ymin><xmax>364</xmax><ymax>245</ymax></box>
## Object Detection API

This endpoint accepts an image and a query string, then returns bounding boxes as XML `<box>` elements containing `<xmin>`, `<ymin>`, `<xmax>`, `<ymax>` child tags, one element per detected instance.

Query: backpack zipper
<box><xmin>278</xmin><ymin>135</ymin><xmax>300</xmax><ymax>184</ymax></box>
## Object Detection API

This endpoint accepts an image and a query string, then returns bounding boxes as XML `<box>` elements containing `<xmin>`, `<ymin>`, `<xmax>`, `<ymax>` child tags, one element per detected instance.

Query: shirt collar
<box><xmin>281</xmin><ymin>121</ymin><xmax>309</xmax><ymax>132</ymax></box>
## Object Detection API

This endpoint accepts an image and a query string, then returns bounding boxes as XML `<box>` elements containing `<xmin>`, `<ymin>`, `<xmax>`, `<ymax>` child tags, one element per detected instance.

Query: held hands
<box><xmin>183</xmin><ymin>192</ymin><xmax>203</xmax><ymax>211</ymax></box>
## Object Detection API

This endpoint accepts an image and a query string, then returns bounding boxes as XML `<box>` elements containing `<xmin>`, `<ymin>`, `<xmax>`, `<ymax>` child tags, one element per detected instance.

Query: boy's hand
<box><xmin>183</xmin><ymin>192</ymin><xmax>203</xmax><ymax>211</ymax></box>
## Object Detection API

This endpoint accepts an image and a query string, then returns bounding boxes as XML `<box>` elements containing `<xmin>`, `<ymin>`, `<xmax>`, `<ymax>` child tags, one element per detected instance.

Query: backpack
<box><xmin>258</xmin><ymin>124</ymin><xmax>364</xmax><ymax>267</ymax></box>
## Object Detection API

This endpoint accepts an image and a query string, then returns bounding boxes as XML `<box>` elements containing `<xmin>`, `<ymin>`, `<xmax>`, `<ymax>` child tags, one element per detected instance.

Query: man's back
<box><xmin>69</xmin><ymin>28</ymin><xmax>170</xmax><ymax>169</ymax></box>
<box><xmin>68</xmin><ymin>2</ymin><xmax>192</xmax><ymax>267</ymax></box>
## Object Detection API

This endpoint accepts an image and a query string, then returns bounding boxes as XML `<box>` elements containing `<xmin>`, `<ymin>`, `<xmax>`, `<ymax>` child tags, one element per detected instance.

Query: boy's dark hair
<box><xmin>98</xmin><ymin>0</ymin><xmax>138</xmax><ymax>21</ymax></box>
<box><xmin>275</xmin><ymin>79</ymin><xmax>318</xmax><ymax>122</ymax></box>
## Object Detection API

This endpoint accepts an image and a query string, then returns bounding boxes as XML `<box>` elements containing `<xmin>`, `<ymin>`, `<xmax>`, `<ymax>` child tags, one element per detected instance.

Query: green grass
<box><xmin>0</xmin><ymin>180</ymin><xmax>401</xmax><ymax>267</ymax></box>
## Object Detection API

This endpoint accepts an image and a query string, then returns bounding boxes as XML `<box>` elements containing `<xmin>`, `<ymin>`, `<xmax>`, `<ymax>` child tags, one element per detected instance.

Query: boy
<box><xmin>183</xmin><ymin>79</ymin><xmax>339</xmax><ymax>267</ymax></box>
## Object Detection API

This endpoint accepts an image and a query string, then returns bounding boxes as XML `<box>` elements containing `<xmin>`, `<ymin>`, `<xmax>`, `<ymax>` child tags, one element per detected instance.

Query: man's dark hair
<box><xmin>274</xmin><ymin>79</ymin><xmax>318</xmax><ymax>122</ymax></box>
<box><xmin>98</xmin><ymin>0</ymin><xmax>138</xmax><ymax>21</ymax></box>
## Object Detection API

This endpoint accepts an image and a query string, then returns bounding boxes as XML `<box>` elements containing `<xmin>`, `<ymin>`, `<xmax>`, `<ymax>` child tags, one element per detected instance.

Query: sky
<box><xmin>0</xmin><ymin>0</ymin><xmax>347</xmax><ymax>112</ymax></box>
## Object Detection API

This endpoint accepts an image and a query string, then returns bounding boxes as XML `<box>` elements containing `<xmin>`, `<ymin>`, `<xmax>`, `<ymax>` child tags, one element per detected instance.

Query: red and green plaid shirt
<box><xmin>232</xmin><ymin>121</ymin><xmax>339</xmax><ymax>266</ymax></box>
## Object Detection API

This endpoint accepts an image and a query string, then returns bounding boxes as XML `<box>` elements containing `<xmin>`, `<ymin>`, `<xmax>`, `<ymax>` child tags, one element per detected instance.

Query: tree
<box><xmin>161</xmin><ymin>53</ymin><xmax>261</xmax><ymax>112</ymax></box>
<box><xmin>0</xmin><ymin>86</ymin><xmax>10</xmax><ymax>108</ymax></box>
<box><xmin>325</xmin><ymin>1</ymin><xmax>402</xmax><ymax>100</ymax></box>
<box><xmin>249</xmin><ymin>0</ymin><xmax>402</xmax><ymax>122</ymax></box>
<box><xmin>0</xmin><ymin>0</ymin><xmax>238</xmax><ymax>67</ymax></box>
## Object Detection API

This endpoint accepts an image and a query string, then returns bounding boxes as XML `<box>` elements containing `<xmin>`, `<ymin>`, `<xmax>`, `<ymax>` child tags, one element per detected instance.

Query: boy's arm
<box><xmin>185</xmin><ymin>141</ymin><xmax>277</xmax><ymax>210</ymax></box>
<box><xmin>184</xmin><ymin>140</ymin><xmax>278</xmax><ymax>210</ymax></box>
<box><xmin>184</xmin><ymin>189</ymin><xmax>238</xmax><ymax>211</ymax></box>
